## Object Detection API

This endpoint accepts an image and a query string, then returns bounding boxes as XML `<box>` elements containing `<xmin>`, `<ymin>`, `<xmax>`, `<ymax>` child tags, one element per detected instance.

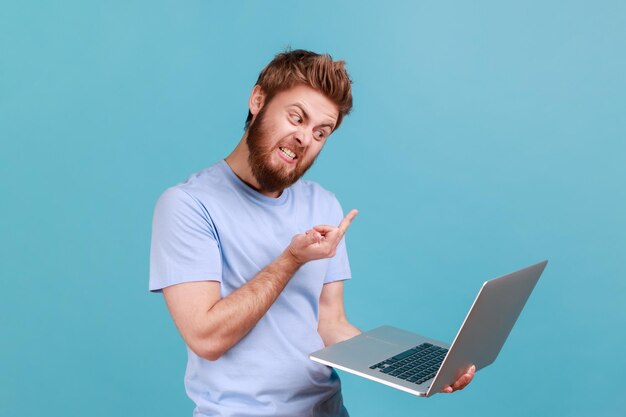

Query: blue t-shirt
<box><xmin>150</xmin><ymin>160</ymin><xmax>351</xmax><ymax>417</ymax></box>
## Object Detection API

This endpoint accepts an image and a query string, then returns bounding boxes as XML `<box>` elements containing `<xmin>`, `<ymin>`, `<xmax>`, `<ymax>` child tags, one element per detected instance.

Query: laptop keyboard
<box><xmin>369</xmin><ymin>343</ymin><xmax>448</xmax><ymax>385</ymax></box>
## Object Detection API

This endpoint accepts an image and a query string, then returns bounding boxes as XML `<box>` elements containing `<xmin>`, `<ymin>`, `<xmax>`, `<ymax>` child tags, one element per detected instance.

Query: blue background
<box><xmin>2</xmin><ymin>1</ymin><xmax>625</xmax><ymax>416</ymax></box>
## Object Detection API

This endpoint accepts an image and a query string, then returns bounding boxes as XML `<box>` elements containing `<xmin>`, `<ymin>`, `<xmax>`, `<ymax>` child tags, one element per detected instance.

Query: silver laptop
<box><xmin>310</xmin><ymin>261</ymin><xmax>547</xmax><ymax>397</ymax></box>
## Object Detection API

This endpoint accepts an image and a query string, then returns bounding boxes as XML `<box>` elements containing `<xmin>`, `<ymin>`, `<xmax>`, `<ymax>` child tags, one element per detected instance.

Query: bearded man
<box><xmin>149</xmin><ymin>49</ymin><xmax>473</xmax><ymax>417</ymax></box>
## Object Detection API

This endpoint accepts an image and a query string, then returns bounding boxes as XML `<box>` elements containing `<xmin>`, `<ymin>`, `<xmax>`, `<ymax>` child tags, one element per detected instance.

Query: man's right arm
<box><xmin>162</xmin><ymin>249</ymin><xmax>301</xmax><ymax>361</ymax></box>
<box><xmin>162</xmin><ymin>209</ymin><xmax>358</xmax><ymax>361</ymax></box>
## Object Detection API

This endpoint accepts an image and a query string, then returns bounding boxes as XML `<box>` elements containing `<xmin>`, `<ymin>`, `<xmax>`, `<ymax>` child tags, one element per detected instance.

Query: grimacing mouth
<box><xmin>278</xmin><ymin>146</ymin><xmax>297</xmax><ymax>160</ymax></box>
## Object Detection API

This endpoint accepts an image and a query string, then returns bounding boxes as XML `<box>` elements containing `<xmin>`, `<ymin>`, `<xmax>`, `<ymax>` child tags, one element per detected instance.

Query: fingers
<box><xmin>451</xmin><ymin>374</ymin><xmax>471</xmax><ymax>391</ymax></box>
<box><xmin>305</xmin><ymin>229</ymin><xmax>323</xmax><ymax>244</ymax></box>
<box><xmin>453</xmin><ymin>365</ymin><xmax>475</xmax><ymax>390</ymax></box>
<box><xmin>337</xmin><ymin>209</ymin><xmax>358</xmax><ymax>235</ymax></box>
<box><xmin>441</xmin><ymin>365</ymin><xmax>475</xmax><ymax>393</ymax></box>
<box><xmin>312</xmin><ymin>209</ymin><xmax>358</xmax><ymax>239</ymax></box>
<box><xmin>313</xmin><ymin>225</ymin><xmax>335</xmax><ymax>234</ymax></box>
<box><xmin>293</xmin><ymin>210</ymin><xmax>358</xmax><ymax>263</ymax></box>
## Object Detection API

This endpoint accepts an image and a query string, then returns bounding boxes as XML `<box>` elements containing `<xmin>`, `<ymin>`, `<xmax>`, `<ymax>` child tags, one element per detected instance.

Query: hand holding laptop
<box><xmin>310</xmin><ymin>261</ymin><xmax>547</xmax><ymax>397</ymax></box>
<box><xmin>441</xmin><ymin>364</ymin><xmax>476</xmax><ymax>393</ymax></box>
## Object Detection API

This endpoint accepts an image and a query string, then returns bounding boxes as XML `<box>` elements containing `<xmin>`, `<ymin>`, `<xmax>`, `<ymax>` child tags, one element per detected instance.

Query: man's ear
<box><xmin>249</xmin><ymin>85</ymin><xmax>266</xmax><ymax>116</ymax></box>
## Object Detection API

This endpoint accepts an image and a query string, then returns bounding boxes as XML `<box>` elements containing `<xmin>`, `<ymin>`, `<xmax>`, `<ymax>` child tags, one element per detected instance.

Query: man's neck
<box><xmin>225</xmin><ymin>138</ymin><xmax>283</xmax><ymax>198</ymax></box>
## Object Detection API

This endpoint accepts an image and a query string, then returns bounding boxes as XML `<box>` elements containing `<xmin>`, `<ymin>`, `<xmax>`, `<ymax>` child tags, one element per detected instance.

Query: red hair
<box><xmin>245</xmin><ymin>49</ymin><xmax>353</xmax><ymax>131</ymax></box>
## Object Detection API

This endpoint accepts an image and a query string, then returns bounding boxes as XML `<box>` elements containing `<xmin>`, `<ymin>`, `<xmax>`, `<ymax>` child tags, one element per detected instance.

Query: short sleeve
<box><xmin>149</xmin><ymin>187</ymin><xmax>222</xmax><ymax>292</ymax></box>
<box><xmin>323</xmin><ymin>196</ymin><xmax>352</xmax><ymax>283</ymax></box>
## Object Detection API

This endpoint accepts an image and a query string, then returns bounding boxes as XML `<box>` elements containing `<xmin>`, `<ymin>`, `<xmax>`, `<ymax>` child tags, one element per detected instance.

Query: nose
<box><xmin>293</xmin><ymin>128</ymin><xmax>312</xmax><ymax>148</ymax></box>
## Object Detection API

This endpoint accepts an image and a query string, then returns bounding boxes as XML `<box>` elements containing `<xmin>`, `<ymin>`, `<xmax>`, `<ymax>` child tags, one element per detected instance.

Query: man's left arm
<box><xmin>317</xmin><ymin>281</ymin><xmax>476</xmax><ymax>393</ymax></box>
<box><xmin>317</xmin><ymin>280</ymin><xmax>361</xmax><ymax>346</ymax></box>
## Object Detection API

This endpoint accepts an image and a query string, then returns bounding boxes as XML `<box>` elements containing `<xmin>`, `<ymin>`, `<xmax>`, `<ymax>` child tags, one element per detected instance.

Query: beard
<box><xmin>246</xmin><ymin>107</ymin><xmax>318</xmax><ymax>193</ymax></box>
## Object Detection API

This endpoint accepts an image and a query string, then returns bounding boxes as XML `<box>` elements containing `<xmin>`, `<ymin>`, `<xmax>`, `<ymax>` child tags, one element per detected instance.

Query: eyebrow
<box><xmin>291</xmin><ymin>103</ymin><xmax>337</xmax><ymax>131</ymax></box>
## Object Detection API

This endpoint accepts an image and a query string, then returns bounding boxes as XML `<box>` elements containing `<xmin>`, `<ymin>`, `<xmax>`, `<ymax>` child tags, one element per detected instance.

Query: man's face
<box><xmin>246</xmin><ymin>84</ymin><xmax>339</xmax><ymax>193</ymax></box>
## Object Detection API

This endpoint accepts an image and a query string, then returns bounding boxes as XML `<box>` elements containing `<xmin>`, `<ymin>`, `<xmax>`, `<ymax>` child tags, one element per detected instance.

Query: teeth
<box><xmin>279</xmin><ymin>147</ymin><xmax>296</xmax><ymax>159</ymax></box>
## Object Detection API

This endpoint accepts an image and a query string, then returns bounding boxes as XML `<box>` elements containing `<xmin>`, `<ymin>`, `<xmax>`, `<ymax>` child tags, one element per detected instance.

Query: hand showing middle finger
<box><xmin>288</xmin><ymin>209</ymin><xmax>357</xmax><ymax>264</ymax></box>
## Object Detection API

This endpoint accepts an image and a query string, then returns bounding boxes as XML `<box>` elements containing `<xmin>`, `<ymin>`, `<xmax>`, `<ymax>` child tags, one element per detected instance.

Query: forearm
<box><xmin>172</xmin><ymin>211</ymin><xmax>357</xmax><ymax>360</ymax></box>
<box><xmin>318</xmin><ymin>318</ymin><xmax>361</xmax><ymax>347</ymax></box>
<box><xmin>196</xmin><ymin>250</ymin><xmax>302</xmax><ymax>360</ymax></box>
